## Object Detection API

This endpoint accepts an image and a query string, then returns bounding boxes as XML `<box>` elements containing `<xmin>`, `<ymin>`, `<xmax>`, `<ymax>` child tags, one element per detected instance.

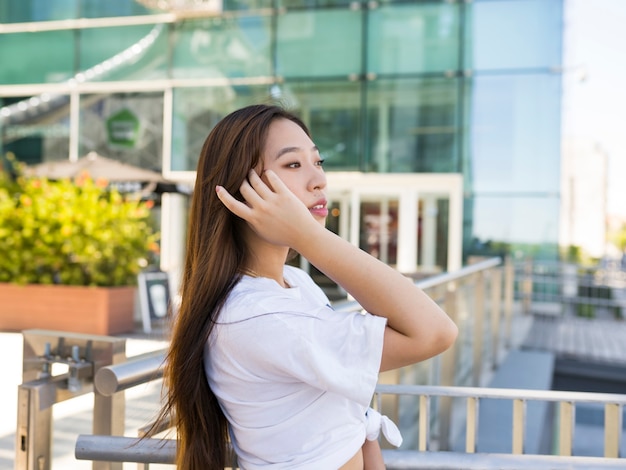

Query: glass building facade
<box><xmin>0</xmin><ymin>0</ymin><xmax>564</xmax><ymax>274</ymax></box>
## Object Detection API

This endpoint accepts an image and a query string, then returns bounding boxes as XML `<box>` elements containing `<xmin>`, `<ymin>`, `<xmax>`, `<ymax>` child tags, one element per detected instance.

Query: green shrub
<box><xmin>0</xmin><ymin>153</ymin><xmax>158</xmax><ymax>286</ymax></box>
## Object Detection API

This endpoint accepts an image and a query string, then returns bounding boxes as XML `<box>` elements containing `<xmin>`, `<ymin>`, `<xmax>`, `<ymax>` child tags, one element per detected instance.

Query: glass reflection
<box><xmin>277</xmin><ymin>9</ymin><xmax>362</xmax><ymax>78</ymax></box>
<box><xmin>366</xmin><ymin>78</ymin><xmax>460</xmax><ymax>173</ymax></box>
<box><xmin>470</xmin><ymin>74</ymin><xmax>561</xmax><ymax>193</ymax></box>
<box><xmin>468</xmin><ymin>195</ymin><xmax>560</xmax><ymax>259</ymax></box>
<box><xmin>368</xmin><ymin>2</ymin><xmax>459</xmax><ymax>75</ymax></box>
<box><xmin>465</xmin><ymin>0</ymin><xmax>562</xmax><ymax>71</ymax></box>
<box><xmin>171</xmin><ymin>86</ymin><xmax>273</xmax><ymax>171</ymax></box>
<box><xmin>172</xmin><ymin>16</ymin><xmax>272</xmax><ymax>79</ymax></box>
<box><xmin>1</xmin><ymin>96</ymin><xmax>70</xmax><ymax>165</ymax></box>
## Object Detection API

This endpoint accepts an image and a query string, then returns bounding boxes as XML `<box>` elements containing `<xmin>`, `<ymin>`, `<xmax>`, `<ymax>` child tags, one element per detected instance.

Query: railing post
<box><xmin>418</xmin><ymin>395</ymin><xmax>430</xmax><ymax>452</ymax></box>
<box><xmin>490</xmin><ymin>267</ymin><xmax>503</xmax><ymax>369</ymax></box>
<box><xmin>512</xmin><ymin>399</ymin><xmax>526</xmax><ymax>454</ymax></box>
<box><xmin>522</xmin><ymin>258</ymin><xmax>533</xmax><ymax>315</ymax></box>
<box><xmin>604</xmin><ymin>403</ymin><xmax>622</xmax><ymax>458</ymax></box>
<box><xmin>15</xmin><ymin>381</ymin><xmax>54</xmax><ymax>470</ymax></box>
<box><xmin>438</xmin><ymin>284</ymin><xmax>458</xmax><ymax>451</ymax></box>
<box><xmin>92</xmin><ymin>393</ymin><xmax>126</xmax><ymax>470</ymax></box>
<box><xmin>472</xmin><ymin>272</ymin><xmax>485</xmax><ymax>387</ymax></box>
<box><xmin>504</xmin><ymin>257</ymin><xmax>514</xmax><ymax>347</ymax></box>
<box><xmin>558</xmin><ymin>401</ymin><xmax>575</xmax><ymax>456</ymax></box>
<box><xmin>465</xmin><ymin>397</ymin><xmax>479</xmax><ymax>453</ymax></box>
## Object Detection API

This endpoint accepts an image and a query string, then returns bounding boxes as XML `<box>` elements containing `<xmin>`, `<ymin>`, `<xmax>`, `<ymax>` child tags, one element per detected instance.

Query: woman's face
<box><xmin>260</xmin><ymin>118</ymin><xmax>328</xmax><ymax>224</ymax></box>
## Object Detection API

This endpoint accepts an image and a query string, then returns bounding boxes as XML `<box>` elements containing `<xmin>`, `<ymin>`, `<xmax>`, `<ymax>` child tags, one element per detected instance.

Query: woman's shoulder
<box><xmin>220</xmin><ymin>273</ymin><xmax>300</xmax><ymax>322</ymax></box>
<box><xmin>218</xmin><ymin>266</ymin><xmax>327</xmax><ymax>323</ymax></box>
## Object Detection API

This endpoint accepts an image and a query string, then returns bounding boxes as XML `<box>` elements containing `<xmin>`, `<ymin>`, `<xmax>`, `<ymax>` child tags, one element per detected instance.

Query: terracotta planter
<box><xmin>0</xmin><ymin>283</ymin><xmax>136</xmax><ymax>335</ymax></box>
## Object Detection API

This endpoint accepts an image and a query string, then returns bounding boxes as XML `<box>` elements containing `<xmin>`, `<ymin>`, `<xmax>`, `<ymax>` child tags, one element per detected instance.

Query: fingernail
<box><xmin>215</xmin><ymin>185</ymin><xmax>222</xmax><ymax>193</ymax></box>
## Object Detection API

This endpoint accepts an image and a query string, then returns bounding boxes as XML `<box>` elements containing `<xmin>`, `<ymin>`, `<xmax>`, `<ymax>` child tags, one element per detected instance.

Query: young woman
<box><xmin>156</xmin><ymin>104</ymin><xmax>458</xmax><ymax>469</ymax></box>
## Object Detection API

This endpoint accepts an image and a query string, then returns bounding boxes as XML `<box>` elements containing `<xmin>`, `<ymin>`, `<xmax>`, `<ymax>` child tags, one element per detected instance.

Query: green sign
<box><xmin>106</xmin><ymin>108</ymin><xmax>140</xmax><ymax>148</ymax></box>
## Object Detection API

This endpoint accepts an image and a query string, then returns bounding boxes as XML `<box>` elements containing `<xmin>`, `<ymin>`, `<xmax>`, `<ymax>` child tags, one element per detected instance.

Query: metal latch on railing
<box><xmin>15</xmin><ymin>329</ymin><xmax>126</xmax><ymax>470</ymax></box>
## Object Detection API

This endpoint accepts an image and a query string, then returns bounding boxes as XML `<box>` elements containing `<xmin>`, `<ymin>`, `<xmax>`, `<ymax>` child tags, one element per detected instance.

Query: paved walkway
<box><xmin>0</xmin><ymin>330</ymin><xmax>171</xmax><ymax>469</ymax></box>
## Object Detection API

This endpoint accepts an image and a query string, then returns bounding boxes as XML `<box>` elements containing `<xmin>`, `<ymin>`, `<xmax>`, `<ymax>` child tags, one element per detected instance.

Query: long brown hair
<box><xmin>151</xmin><ymin>104</ymin><xmax>310</xmax><ymax>469</ymax></box>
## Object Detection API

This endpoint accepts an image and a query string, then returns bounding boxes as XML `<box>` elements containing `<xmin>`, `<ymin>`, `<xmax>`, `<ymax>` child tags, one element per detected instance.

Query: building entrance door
<box><xmin>325</xmin><ymin>172</ymin><xmax>463</xmax><ymax>275</ymax></box>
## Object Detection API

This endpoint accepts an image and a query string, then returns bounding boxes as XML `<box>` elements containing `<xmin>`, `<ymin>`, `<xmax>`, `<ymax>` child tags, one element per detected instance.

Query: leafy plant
<box><xmin>0</xmin><ymin>153</ymin><xmax>159</xmax><ymax>286</ymax></box>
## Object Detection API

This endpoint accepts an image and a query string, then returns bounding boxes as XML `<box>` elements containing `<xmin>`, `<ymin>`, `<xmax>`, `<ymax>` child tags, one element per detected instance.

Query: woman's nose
<box><xmin>310</xmin><ymin>167</ymin><xmax>327</xmax><ymax>191</ymax></box>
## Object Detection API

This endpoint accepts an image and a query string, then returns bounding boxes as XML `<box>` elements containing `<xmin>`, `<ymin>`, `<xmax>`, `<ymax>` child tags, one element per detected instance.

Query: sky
<box><xmin>562</xmin><ymin>0</ymin><xmax>626</xmax><ymax>217</ymax></box>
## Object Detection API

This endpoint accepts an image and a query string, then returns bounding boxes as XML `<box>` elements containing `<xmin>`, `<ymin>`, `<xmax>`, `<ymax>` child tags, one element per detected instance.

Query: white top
<box><xmin>204</xmin><ymin>265</ymin><xmax>387</xmax><ymax>469</ymax></box>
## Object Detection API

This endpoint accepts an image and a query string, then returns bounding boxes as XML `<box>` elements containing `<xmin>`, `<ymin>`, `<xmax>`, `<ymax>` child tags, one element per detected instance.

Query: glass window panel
<box><xmin>79</xmin><ymin>0</ymin><xmax>153</xmax><ymax>18</ymax></box>
<box><xmin>276</xmin><ymin>9</ymin><xmax>362</xmax><ymax>78</ymax></box>
<box><xmin>0</xmin><ymin>31</ymin><xmax>74</xmax><ymax>84</ymax></box>
<box><xmin>0</xmin><ymin>1</ymin><xmax>153</xmax><ymax>22</ymax></box>
<box><xmin>283</xmin><ymin>81</ymin><xmax>362</xmax><ymax>170</ymax></box>
<box><xmin>366</xmin><ymin>78</ymin><xmax>460</xmax><ymax>173</ymax></box>
<box><xmin>0</xmin><ymin>1</ymin><xmax>78</xmax><ymax>23</ymax></box>
<box><xmin>368</xmin><ymin>3</ymin><xmax>460</xmax><ymax>75</ymax></box>
<box><xmin>465</xmin><ymin>0</ymin><xmax>562</xmax><ymax>71</ymax></box>
<box><xmin>467</xmin><ymin>195</ymin><xmax>560</xmax><ymax>260</ymax></box>
<box><xmin>79</xmin><ymin>92</ymin><xmax>164</xmax><ymax>169</ymax></box>
<box><xmin>470</xmin><ymin>74</ymin><xmax>561</xmax><ymax>193</ymax></box>
<box><xmin>279</xmin><ymin>0</ymin><xmax>353</xmax><ymax>7</ymax></box>
<box><xmin>171</xmin><ymin>16</ymin><xmax>272</xmax><ymax>79</ymax></box>
<box><xmin>1</xmin><ymin>95</ymin><xmax>71</xmax><ymax>165</ymax></box>
<box><xmin>78</xmin><ymin>25</ymin><xmax>168</xmax><ymax>81</ymax></box>
<box><xmin>171</xmin><ymin>85</ymin><xmax>274</xmax><ymax>171</ymax></box>
<box><xmin>223</xmin><ymin>0</ymin><xmax>273</xmax><ymax>11</ymax></box>
<box><xmin>173</xmin><ymin>81</ymin><xmax>363</xmax><ymax>171</ymax></box>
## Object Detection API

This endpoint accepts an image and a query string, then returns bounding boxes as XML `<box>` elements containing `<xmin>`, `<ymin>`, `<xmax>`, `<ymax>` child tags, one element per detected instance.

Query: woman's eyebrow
<box><xmin>275</xmin><ymin>145</ymin><xmax>319</xmax><ymax>160</ymax></box>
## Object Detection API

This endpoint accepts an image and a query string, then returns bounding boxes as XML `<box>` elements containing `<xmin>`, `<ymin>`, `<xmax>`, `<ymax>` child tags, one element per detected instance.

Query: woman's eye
<box><xmin>287</xmin><ymin>162</ymin><xmax>300</xmax><ymax>168</ymax></box>
<box><xmin>316</xmin><ymin>159</ymin><xmax>326</xmax><ymax>167</ymax></box>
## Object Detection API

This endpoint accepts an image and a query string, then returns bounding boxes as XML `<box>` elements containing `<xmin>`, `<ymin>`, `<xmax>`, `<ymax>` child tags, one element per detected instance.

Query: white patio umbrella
<box><xmin>25</xmin><ymin>152</ymin><xmax>190</xmax><ymax>194</ymax></box>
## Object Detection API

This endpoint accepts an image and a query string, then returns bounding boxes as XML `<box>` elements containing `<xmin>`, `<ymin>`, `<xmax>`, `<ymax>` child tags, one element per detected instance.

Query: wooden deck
<box><xmin>522</xmin><ymin>314</ymin><xmax>626</xmax><ymax>365</ymax></box>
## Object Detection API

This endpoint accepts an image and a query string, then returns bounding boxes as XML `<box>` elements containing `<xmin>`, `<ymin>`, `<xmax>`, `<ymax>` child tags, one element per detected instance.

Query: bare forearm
<box><xmin>296</xmin><ymin>227</ymin><xmax>434</xmax><ymax>316</ymax></box>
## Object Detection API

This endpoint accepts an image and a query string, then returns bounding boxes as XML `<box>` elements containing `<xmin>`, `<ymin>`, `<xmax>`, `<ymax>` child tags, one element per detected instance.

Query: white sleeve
<box><xmin>246</xmin><ymin>306</ymin><xmax>387</xmax><ymax>407</ymax></box>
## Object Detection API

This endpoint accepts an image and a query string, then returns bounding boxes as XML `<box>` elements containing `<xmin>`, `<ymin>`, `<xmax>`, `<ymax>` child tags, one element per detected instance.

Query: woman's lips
<box><xmin>310</xmin><ymin>202</ymin><xmax>328</xmax><ymax>217</ymax></box>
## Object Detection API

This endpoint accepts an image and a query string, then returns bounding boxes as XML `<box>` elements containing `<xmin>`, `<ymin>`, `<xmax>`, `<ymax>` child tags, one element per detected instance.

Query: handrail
<box><xmin>74</xmin><ymin>435</ymin><xmax>626</xmax><ymax>468</ymax></box>
<box><xmin>94</xmin><ymin>349</ymin><xmax>166</xmax><ymax>396</ymax></box>
<box><xmin>416</xmin><ymin>257</ymin><xmax>502</xmax><ymax>290</ymax></box>
<box><xmin>75</xmin><ymin>435</ymin><xmax>175</xmax><ymax>464</ymax></box>
<box><xmin>380</xmin><ymin>450</ymin><xmax>626</xmax><ymax>469</ymax></box>
<box><xmin>376</xmin><ymin>383</ymin><xmax>626</xmax><ymax>405</ymax></box>
<box><xmin>333</xmin><ymin>256</ymin><xmax>503</xmax><ymax>311</ymax></box>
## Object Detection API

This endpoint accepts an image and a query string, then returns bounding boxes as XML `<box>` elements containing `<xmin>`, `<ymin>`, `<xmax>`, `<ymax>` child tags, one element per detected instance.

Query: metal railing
<box><xmin>68</xmin><ymin>256</ymin><xmax>626</xmax><ymax>468</ymax></box>
<box><xmin>374</xmin><ymin>384</ymin><xmax>625</xmax><ymax>468</ymax></box>
<box><xmin>71</xmin><ymin>257</ymin><xmax>626</xmax><ymax>468</ymax></box>
<box><xmin>514</xmin><ymin>258</ymin><xmax>626</xmax><ymax>318</ymax></box>
<box><xmin>75</xmin><ymin>382</ymin><xmax>626</xmax><ymax>469</ymax></box>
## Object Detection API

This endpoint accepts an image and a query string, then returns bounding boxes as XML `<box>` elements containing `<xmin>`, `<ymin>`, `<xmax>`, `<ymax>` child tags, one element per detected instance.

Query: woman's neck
<box><xmin>240</xmin><ymin>265</ymin><xmax>290</xmax><ymax>288</ymax></box>
<box><xmin>243</xmin><ymin>232</ymin><xmax>291</xmax><ymax>287</ymax></box>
